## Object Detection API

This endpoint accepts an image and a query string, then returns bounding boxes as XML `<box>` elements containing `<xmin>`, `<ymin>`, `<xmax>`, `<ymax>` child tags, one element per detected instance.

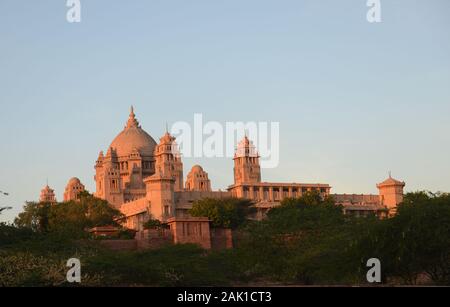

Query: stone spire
<box><xmin>126</xmin><ymin>105</ymin><xmax>140</xmax><ymax>129</ymax></box>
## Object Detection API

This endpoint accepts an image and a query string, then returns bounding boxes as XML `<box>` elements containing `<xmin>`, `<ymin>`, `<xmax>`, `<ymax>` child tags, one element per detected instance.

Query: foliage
<box><xmin>0</xmin><ymin>252</ymin><xmax>70</xmax><ymax>287</ymax></box>
<box><xmin>117</xmin><ymin>229</ymin><xmax>137</xmax><ymax>240</ymax></box>
<box><xmin>0</xmin><ymin>234</ymin><xmax>104</xmax><ymax>287</ymax></box>
<box><xmin>0</xmin><ymin>223</ymin><xmax>35</xmax><ymax>247</ymax></box>
<box><xmin>232</xmin><ymin>191</ymin><xmax>363</xmax><ymax>284</ymax></box>
<box><xmin>84</xmin><ymin>244</ymin><xmax>233</xmax><ymax>286</ymax></box>
<box><xmin>14</xmin><ymin>193</ymin><xmax>124</xmax><ymax>238</ymax></box>
<box><xmin>143</xmin><ymin>219</ymin><xmax>164</xmax><ymax>230</ymax></box>
<box><xmin>94</xmin><ymin>228</ymin><xmax>137</xmax><ymax>240</ymax></box>
<box><xmin>354</xmin><ymin>191</ymin><xmax>450</xmax><ymax>285</ymax></box>
<box><xmin>189</xmin><ymin>198</ymin><xmax>255</xmax><ymax>229</ymax></box>
<box><xmin>1</xmin><ymin>190</ymin><xmax>449</xmax><ymax>286</ymax></box>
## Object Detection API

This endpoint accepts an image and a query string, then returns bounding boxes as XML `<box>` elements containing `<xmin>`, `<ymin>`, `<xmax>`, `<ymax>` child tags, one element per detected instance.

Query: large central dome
<box><xmin>109</xmin><ymin>107</ymin><xmax>157</xmax><ymax>157</ymax></box>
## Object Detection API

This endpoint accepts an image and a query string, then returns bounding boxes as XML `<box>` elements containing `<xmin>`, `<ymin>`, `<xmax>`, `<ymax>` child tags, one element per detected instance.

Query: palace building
<box><xmin>39</xmin><ymin>107</ymin><xmax>406</xmax><ymax>232</ymax></box>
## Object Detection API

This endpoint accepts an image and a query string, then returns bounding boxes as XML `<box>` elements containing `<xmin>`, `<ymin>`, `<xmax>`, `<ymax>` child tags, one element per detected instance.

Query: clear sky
<box><xmin>1</xmin><ymin>0</ymin><xmax>449</xmax><ymax>223</ymax></box>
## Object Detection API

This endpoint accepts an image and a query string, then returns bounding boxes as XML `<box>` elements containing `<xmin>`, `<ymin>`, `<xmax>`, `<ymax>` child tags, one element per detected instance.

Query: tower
<box><xmin>153</xmin><ymin>132</ymin><xmax>184</xmax><ymax>191</ymax></box>
<box><xmin>144</xmin><ymin>132</ymin><xmax>183</xmax><ymax>221</ymax></box>
<box><xmin>233</xmin><ymin>136</ymin><xmax>261</xmax><ymax>185</ymax></box>
<box><xmin>377</xmin><ymin>174</ymin><xmax>405</xmax><ymax>215</ymax></box>
<box><xmin>63</xmin><ymin>177</ymin><xmax>86</xmax><ymax>202</ymax></box>
<box><xmin>39</xmin><ymin>184</ymin><xmax>57</xmax><ymax>203</ymax></box>
<box><xmin>186</xmin><ymin>165</ymin><xmax>212</xmax><ymax>192</ymax></box>
<box><xmin>94</xmin><ymin>147</ymin><xmax>123</xmax><ymax>208</ymax></box>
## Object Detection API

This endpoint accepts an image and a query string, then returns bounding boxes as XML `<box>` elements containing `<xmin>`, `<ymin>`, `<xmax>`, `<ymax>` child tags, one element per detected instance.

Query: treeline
<box><xmin>13</xmin><ymin>191</ymin><xmax>123</xmax><ymax>236</ymax></box>
<box><xmin>0</xmin><ymin>191</ymin><xmax>449</xmax><ymax>286</ymax></box>
<box><xmin>227</xmin><ymin>191</ymin><xmax>450</xmax><ymax>285</ymax></box>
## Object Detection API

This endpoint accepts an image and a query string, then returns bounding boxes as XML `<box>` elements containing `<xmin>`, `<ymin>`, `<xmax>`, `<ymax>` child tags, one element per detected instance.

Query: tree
<box><xmin>15</xmin><ymin>202</ymin><xmax>50</xmax><ymax>232</ymax></box>
<box><xmin>0</xmin><ymin>206</ymin><xmax>12</xmax><ymax>214</ymax></box>
<box><xmin>143</xmin><ymin>219</ymin><xmax>164</xmax><ymax>229</ymax></box>
<box><xmin>234</xmin><ymin>191</ymin><xmax>363</xmax><ymax>284</ymax></box>
<box><xmin>355</xmin><ymin>191</ymin><xmax>450</xmax><ymax>285</ymax></box>
<box><xmin>14</xmin><ymin>193</ymin><xmax>124</xmax><ymax>237</ymax></box>
<box><xmin>189</xmin><ymin>198</ymin><xmax>254</xmax><ymax>229</ymax></box>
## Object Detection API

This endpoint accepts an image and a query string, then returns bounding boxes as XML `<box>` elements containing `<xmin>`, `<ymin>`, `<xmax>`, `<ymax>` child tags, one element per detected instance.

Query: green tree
<box><xmin>234</xmin><ymin>191</ymin><xmax>364</xmax><ymax>284</ymax></box>
<box><xmin>15</xmin><ymin>202</ymin><xmax>51</xmax><ymax>232</ymax></box>
<box><xmin>355</xmin><ymin>191</ymin><xmax>450</xmax><ymax>285</ymax></box>
<box><xmin>189</xmin><ymin>198</ymin><xmax>254</xmax><ymax>229</ymax></box>
<box><xmin>143</xmin><ymin>218</ymin><xmax>164</xmax><ymax>229</ymax></box>
<box><xmin>14</xmin><ymin>193</ymin><xmax>124</xmax><ymax>238</ymax></box>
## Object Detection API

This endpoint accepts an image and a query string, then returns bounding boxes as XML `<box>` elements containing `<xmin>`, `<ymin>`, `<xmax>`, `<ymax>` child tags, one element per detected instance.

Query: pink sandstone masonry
<box><xmin>39</xmin><ymin>108</ymin><xmax>407</xmax><ymax>246</ymax></box>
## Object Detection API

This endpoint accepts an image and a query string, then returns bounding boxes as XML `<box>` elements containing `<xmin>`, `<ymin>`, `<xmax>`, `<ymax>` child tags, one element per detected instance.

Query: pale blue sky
<box><xmin>1</xmin><ymin>0</ymin><xmax>450</xmax><ymax>222</ymax></box>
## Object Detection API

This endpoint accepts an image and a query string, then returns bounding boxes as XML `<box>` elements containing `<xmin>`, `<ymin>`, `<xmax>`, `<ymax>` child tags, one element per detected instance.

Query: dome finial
<box><xmin>126</xmin><ymin>105</ymin><xmax>140</xmax><ymax>128</ymax></box>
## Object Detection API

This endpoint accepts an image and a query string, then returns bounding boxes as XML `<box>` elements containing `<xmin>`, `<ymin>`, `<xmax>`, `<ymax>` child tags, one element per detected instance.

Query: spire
<box><xmin>126</xmin><ymin>105</ymin><xmax>140</xmax><ymax>129</ymax></box>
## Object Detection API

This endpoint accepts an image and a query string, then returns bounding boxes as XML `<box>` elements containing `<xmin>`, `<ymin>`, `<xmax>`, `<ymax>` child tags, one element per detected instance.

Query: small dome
<box><xmin>68</xmin><ymin>177</ymin><xmax>81</xmax><ymax>184</ymax></box>
<box><xmin>109</xmin><ymin>107</ymin><xmax>157</xmax><ymax>157</ymax></box>
<box><xmin>191</xmin><ymin>165</ymin><xmax>204</xmax><ymax>173</ymax></box>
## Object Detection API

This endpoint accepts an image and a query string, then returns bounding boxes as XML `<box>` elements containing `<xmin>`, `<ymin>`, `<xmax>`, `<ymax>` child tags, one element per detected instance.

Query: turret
<box><xmin>377</xmin><ymin>173</ymin><xmax>405</xmax><ymax>215</ymax></box>
<box><xmin>144</xmin><ymin>131</ymin><xmax>183</xmax><ymax>221</ymax></box>
<box><xmin>186</xmin><ymin>165</ymin><xmax>212</xmax><ymax>192</ymax></box>
<box><xmin>39</xmin><ymin>184</ymin><xmax>57</xmax><ymax>203</ymax></box>
<box><xmin>233</xmin><ymin>136</ymin><xmax>261</xmax><ymax>185</ymax></box>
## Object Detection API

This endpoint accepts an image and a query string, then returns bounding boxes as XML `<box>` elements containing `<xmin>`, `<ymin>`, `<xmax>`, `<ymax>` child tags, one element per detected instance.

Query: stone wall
<box><xmin>210</xmin><ymin>228</ymin><xmax>233</xmax><ymax>250</ymax></box>
<box><xmin>135</xmin><ymin>228</ymin><xmax>173</xmax><ymax>250</ymax></box>
<box><xmin>99</xmin><ymin>225</ymin><xmax>234</xmax><ymax>251</ymax></box>
<box><xmin>167</xmin><ymin>217</ymin><xmax>212</xmax><ymax>250</ymax></box>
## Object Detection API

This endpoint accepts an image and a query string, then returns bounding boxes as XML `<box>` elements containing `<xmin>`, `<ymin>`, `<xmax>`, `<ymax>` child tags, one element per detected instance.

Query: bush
<box><xmin>14</xmin><ymin>193</ymin><xmax>123</xmax><ymax>238</ymax></box>
<box><xmin>0</xmin><ymin>223</ymin><xmax>35</xmax><ymax>247</ymax></box>
<box><xmin>190</xmin><ymin>198</ymin><xmax>254</xmax><ymax>229</ymax></box>
<box><xmin>84</xmin><ymin>244</ymin><xmax>233</xmax><ymax>286</ymax></box>
<box><xmin>143</xmin><ymin>219</ymin><xmax>164</xmax><ymax>230</ymax></box>
<box><xmin>233</xmin><ymin>193</ymin><xmax>362</xmax><ymax>284</ymax></box>
<box><xmin>354</xmin><ymin>192</ymin><xmax>450</xmax><ymax>285</ymax></box>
